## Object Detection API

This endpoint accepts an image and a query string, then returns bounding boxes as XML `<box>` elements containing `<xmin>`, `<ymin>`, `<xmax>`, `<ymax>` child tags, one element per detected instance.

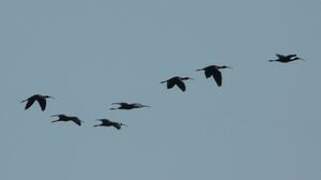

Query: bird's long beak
<box><xmin>226</xmin><ymin>66</ymin><xmax>232</xmax><ymax>69</ymax></box>
<box><xmin>50</xmin><ymin>114</ymin><xmax>60</xmax><ymax>117</ymax></box>
<box><xmin>111</xmin><ymin>102</ymin><xmax>122</xmax><ymax>105</ymax></box>
<box><xmin>196</xmin><ymin>68</ymin><xmax>203</xmax><ymax>72</ymax></box>
<box><xmin>49</xmin><ymin>96</ymin><xmax>55</xmax><ymax>99</ymax></box>
<box><xmin>122</xmin><ymin>123</ymin><xmax>128</xmax><ymax>127</ymax></box>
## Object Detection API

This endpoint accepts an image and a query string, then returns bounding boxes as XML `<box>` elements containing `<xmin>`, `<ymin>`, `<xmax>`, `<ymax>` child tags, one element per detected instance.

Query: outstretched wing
<box><xmin>72</xmin><ymin>118</ymin><xmax>82</xmax><ymax>126</ymax></box>
<box><xmin>204</xmin><ymin>69</ymin><xmax>213</xmax><ymax>78</ymax></box>
<box><xmin>97</xmin><ymin>119</ymin><xmax>111</xmax><ymax>124</ymax></box>
<box><xmin>24</xmin><ymin>98</ymin><xmax>36</xmax><ymax>110</ymax></box>
<box><xmin>286</xmin><ymin>54</ymin><xmax>297</xmax><ymax>59</ymax></box>
<box><xmin>276</xmin><ymin>54</ymin><xmax>285</xmax><ymax>59</ymax></box>
<box><xmin>167</xmin><ymin>80</ymin><xmax>176</xmax><ymax>89</ymax></box>
<box><xmin>174</xmin><ymin>79</ymin><xmax>186</xmax><ymax>92</ymax></box>
<box><xmin>37</xmin><ymin>98</ymin><xmax>47</xmax><ymax>111</ymax></box>
<box><xmin>212</xmin><ymin>69</ymin><xmax>222</xmax><ymax>87</ymax></box>
<box><xmin>112</xmin><ymin>123</ymin><xmax>122</xmax><ymax>130</ymax></box>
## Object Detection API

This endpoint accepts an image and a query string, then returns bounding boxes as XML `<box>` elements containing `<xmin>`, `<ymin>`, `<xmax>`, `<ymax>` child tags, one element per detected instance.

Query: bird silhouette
<box><xmin>51</xmin><ymin>114</ymin><xmax>83</xmax><ymax>126</ymax></box>
<box><xmin>110</xmin><ymin>102</ymin><xmax>151</xmax><ymax>110</ymax></box>
<box><xmin>21</xmin><ymin>94</ymin><xmax>54</xmax><ymax>111</ymax></box>
<box><xmin>196</xmin><ymin>65</ymin><xmax>231</xmax><ymax>87</ymax></box>
<box><xmin>161</xmin><ymin>76</ymin><xmax>193</xmax><ymax>92</ymax></box>
<box><xmin>269</xmin><ymin>54</ymin><xmax>304</xmax><ymax>63</ymax></box>
<box><xmin>93</xmin><ymin>119</ymin><xmax>127</xmax><ymax>130</ymax></box>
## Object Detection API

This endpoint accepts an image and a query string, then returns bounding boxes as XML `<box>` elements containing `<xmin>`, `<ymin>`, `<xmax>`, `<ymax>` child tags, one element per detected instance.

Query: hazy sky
<box><xmin>1</xmin><ymin>0</ymin><xmax>321</xmax><ymax>179</ymax></box>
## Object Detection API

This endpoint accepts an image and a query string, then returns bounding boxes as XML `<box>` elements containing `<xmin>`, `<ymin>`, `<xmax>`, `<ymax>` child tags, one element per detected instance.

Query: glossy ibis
<box><xmin>93</xmin><ymin>119</ymin><xmax>127</xmax><ymax>130</ymax></box>
<box><xmin>110</xmin><ymin>102</ymin><xmax>151</xmax><ymax>110</ymax></box>
<box><xmin>197</xmin><ymin>65</ymin><xmax>231</xmax><ymax>87</ymax></box>
<box><xmin>51</xmin><ymin>114</ymin><xmax>83</xmax><ymax>126</ymax></box>
<box><xmin>21</xmin><ymin>94</ymin><xmax>54</xmax><ymax>111</ymax></box>
<box><xmin>269</xmin><ymin>54</ymin><xmax>304</xmax><ymax>63</ymax></box>
<box><xmin>161</xmin><ymin>76</ymin><xmax>193</xmax><ymax>92</ymax></box>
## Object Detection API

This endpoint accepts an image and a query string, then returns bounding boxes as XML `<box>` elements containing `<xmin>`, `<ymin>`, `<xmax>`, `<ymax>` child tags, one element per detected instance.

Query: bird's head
<box><xmin>181</xmin><ymin>77</ymin><xmax>194</xmax><ymax>81</ymax></box>
<box><xmin>220</xmin><ymin>65</ymin><xmax>232</xmax><ymax>69</ymax></box>
<box><xmin>44</xmin><ymin>95</ymin><xmax>55</xmax><ymax>99</ymax></box>
<box><xmin>51</xmin><ymin>114</ymin><xmax>65</xmax><ymax>118</ymax></box>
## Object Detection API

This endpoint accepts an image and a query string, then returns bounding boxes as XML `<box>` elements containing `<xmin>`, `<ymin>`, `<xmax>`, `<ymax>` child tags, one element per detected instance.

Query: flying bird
<box><xmin>269</xmin><ymin>54</ymin><xmax>304</xmax><ymax>63</ymax></box>
<box><xmin>110</xmin><ymin>102</ymin><xmax>151</xmax><ymax>110</ymax></box>
<box><xmin>51</xmin><ymin>114</ymin><xmax>83</xmax><ymax>126</ymax></box>
<box><xmin>161</xmin><ymin>76</ymin><xmax>193</xmax><ymax>92</ymax></box>
<box><xmin>196</xmin><ymin>65</ymin><xmax>231</xmax><ymax>87</ymax></box>
<box><xmin>21</xmin><ymin>94</ymin><xmax>54</xmax><ymax>111</ymax></box>
<box><xmin>93</xmin><ymin>119</ymin><xmax>127</xmax><ymax>130</ymax></box>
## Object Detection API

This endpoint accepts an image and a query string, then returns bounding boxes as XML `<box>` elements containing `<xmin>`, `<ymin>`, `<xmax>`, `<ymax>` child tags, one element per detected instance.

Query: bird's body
<box><xmin>197</xmin><ymin>65</ymin><xmax>231</xmax><ymax>87</ymax></box>
<box><xmin>51</xmin><ymin>114</ymin><xmax>82</xmax><ymax>126</ymax></box>
<box><xmin>110</xmin><ymin>102</ymin><xmax>150</xmax><ymax>110</ymax></box>
<box><xmin>94</xmin><ymin>119</ymin><xmax>127</xmax><ymax>130</ymax></box>
<box><xmin>269</xmin><ymin>54</ymin><xmax>304</xmax><ymax>63</ymax></box>
<box><xmin>161</xmin><ymin>76</ymin><xmax>193</xmax><ymax>92</ymax></box>
<box><xmin>21</xmin><ymin>94</ymin><xmax>53</xmax><ymax>111</ymax></box>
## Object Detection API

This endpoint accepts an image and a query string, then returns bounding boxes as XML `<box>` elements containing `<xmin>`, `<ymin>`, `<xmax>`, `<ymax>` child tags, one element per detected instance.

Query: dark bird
<box><xmin>21</xmin><ymin>94</ymin><xmax>54</xmax><ymax>111</ymax></box>
<box><xmin>161</xmin><ymin>76</ymin><xmax>193</xmax><ymax>92</ymax></box>
<box><xmin>93</xmin><ymin>119</ymin><xmax>127</xmax><ymax>130</ymax></box>
<box><xmin>269</xmin><ymin>54</ymin><xmax>304</xmax><ymax>63</ymax></box>
<box><xmin>110</xmin><ymin>102</ymin><xmax>151</xmax><ymax>110</ymax></box>
<box><xmin>196</xmin><ymin>65</ymin><xmax>231</xmax><ymax>87</ymax></box>
<box><xmin>51</xmin><ymin>114</ymin><xmax>83</xmax><ymax>126</ymax></box>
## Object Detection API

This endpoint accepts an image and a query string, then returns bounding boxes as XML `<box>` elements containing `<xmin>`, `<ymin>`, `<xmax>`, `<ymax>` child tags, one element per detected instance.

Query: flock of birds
<box><xmin>21</xmin><ymin>53</ymin><xmax>304</xmax><ymax>130</ymax></box>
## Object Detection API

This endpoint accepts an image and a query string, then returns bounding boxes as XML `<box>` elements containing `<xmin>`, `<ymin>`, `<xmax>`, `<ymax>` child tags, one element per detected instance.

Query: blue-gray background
<box><xmin>1</xmin><ymin>0</ymin><xmax>320</xmax><ymax>179</ymax></box>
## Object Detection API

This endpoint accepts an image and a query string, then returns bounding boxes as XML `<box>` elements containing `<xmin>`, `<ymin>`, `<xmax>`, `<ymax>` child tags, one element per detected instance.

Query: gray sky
<box><xmin>1</xmin><ymin>0</ymin><xmax>321</xmax><ymax>179</ymax></box>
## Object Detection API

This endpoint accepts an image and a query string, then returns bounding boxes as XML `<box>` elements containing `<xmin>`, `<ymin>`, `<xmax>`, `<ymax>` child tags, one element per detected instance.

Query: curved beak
<box><xmin>111</xmin><ymin>102</ymin><xmax>122</xmax><ymax>105</ymax></box>
<box><xmin>122</xmin><ymin>123</ymin><xmax>128</xmax><ymax>127</ymax></box>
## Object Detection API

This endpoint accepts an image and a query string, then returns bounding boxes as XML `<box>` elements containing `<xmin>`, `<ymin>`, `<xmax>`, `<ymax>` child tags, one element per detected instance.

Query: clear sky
<box><xmin>1</xmin><ymin>0</ymin><xmax>321</xmax><ymax>179</ymax></box>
